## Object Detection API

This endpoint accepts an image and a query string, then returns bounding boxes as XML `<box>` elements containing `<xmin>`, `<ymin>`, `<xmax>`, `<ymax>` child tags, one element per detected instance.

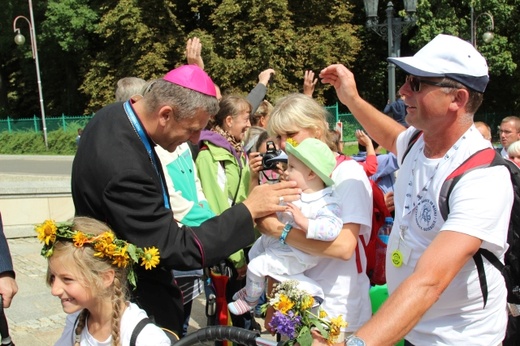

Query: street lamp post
<box><xmin>363</xmin><ymin>0</ymin><xmax>417</xmax><ymax>102</ymax></box>
<box><xmin>470</xmin><ymin>4</ymin><xmax>494</xmax><ymax>48</ymax></box>
<box><xmin>13</xmin><ymin>0</ymin><xmax>48</xmax><ymax>149</ymax></box>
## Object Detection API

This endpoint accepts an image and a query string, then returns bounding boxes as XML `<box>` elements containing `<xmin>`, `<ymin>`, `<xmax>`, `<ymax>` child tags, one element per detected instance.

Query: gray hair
<box><xmin>142</xmin><ymin>79</ymin><xmax>219</xmax><ymax>120</ymax></box>
<box><xmin>115</xmin><ymin>77</ymin><xmax>147</xmax><ymax>102</ymax></box>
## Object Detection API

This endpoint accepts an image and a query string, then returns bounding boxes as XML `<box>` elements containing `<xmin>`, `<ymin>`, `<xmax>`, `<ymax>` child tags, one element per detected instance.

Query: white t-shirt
<box><xmin>304</xmin><ymin>159</ymin><xmax>373</xmax><ymax>332</ymax></box>
<box><xmin>388</xmin><ymin>126</ymin><xmax>511</xmax><ymax>345</ymax></box>
<box><xmin>500</xmin><ymin>147</ymin><xmax>508</xmax><ymax>159</ymax></box>
<box><xmin>54</xmin><ymin>302</ymin><xmax>171</xmax><ymax>346</ymax></box>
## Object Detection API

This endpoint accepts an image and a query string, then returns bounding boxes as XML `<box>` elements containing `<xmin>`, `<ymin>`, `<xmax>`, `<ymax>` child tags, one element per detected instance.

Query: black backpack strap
<box><xmin>130</xmin><ymin>317</ymin><xmax>151</xmax><ymax>346</ymax></box>
<box><xmin>401</xmin><ymin>129</ymin><xmax>422</xmax><ymax>165</ymax></box>
<box><xmin>480</xmin><ymin>248</ymin><xmax>505</xmax><ymax>272</ymax></box>
<box><xmin>474</xmin><ymin>249</ymin><xmax>505</xmax><ymax>308</ymax></box>
<box><xmin>473</xmin><ymin>250</ymin><xmax>489</xmax><ymax>308</ymax></box>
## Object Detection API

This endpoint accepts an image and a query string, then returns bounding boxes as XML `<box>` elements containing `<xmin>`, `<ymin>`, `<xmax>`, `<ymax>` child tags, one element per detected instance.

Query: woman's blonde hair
<box><xmin>267</xmin><ymin>93</ymin><xmax>330</xmax><ymax>141</ymax></box>
<box><xmin>46</xmin><ymin>217</ymin><xmax>128</xmax><ymax>346</ymax></box>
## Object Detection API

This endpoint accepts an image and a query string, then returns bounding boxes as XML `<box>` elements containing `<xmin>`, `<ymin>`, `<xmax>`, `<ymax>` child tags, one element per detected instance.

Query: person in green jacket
<box><xmin>196</xmin><ymin>94</ymin><xmax>253</xmax><ymax>330</ymax></box>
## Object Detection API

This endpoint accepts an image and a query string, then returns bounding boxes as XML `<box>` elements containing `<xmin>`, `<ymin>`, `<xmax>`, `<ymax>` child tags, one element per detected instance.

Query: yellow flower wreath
<box><xmin>35</xmin><ymin>219</ymin><xmax>160</xmax><ymax>288</ymax></box>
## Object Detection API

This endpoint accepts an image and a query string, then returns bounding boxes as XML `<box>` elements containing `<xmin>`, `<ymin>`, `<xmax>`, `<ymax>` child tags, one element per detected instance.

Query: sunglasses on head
<box><xmin>406</xmin><ymin>75</ymin><xmax>457</xmax><ymax>93</ymax></box>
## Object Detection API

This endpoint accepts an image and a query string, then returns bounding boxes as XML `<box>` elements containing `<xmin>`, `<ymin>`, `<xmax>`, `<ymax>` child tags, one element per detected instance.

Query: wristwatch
<box><xmin>345</xmin><ymin>335</ymin><xmax>366</xmax><ymax>346</ymax></box>
<box><xmin>279</xmin><ymin>223</ymin><xmax>293</xmax><ymax>245</ymax></box>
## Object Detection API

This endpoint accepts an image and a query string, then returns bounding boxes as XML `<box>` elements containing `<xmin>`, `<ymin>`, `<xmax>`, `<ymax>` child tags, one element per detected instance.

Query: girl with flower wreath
<box><xmin>36</xmin><ymin>217</ymin><xmax>171</xmax><ymax>346</ymax></box>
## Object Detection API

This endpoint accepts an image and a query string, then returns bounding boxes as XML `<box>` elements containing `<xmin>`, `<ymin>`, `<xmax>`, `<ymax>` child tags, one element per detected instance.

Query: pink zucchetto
<box><xmin>163</xmin><ymin>65</ymin><xmax>217</xmax><ymax>97</ymax></box>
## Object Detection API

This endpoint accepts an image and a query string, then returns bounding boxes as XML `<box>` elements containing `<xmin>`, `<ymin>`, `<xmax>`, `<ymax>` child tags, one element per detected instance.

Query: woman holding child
<box><xmin>258</xmin><ymin>93</ymin><xmax>373</xmax><ymax>344</ymax></box>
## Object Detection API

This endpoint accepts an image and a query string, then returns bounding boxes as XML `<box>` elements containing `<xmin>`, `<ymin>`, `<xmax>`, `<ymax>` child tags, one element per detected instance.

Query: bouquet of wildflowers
<box><xmin>263</xmin><ymin>280</ymin><xmax>347</xmax><ymax>346</ymax></box>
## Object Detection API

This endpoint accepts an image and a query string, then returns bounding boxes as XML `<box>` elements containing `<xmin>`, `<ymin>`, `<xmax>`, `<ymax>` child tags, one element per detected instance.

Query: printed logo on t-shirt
<box><xmin>415</xmin><ymin>198</ymin><xmax>438</xmax><ymax>232</ymax></box>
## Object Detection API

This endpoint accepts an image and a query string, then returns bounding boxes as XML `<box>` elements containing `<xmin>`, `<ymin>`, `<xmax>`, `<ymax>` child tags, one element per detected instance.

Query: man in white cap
<box><xmin>320</xmin><ymin>34</ymin><xmax>512</xmax><ymax>345</ymax></box>
<box><xmin>71</xmin><ymin>65</ymin><xmax>300</xmax><ymax>335</ymax></box>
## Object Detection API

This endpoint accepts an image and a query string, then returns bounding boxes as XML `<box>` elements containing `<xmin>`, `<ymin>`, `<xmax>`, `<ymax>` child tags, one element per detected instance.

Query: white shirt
<box><xmin>54</xmin><ymin>302</ymin><xmax>171</xmax><ymax>346</ymax></box>
<box><xmin>305</xmin><ymin>159</ymin><xmax>373</xmax><ymax>332</ymax></box>
<box><xmin>500</xmin><ymin>147</ymin><xmax>508</xmax><ymax>159</ymax></box>
<box><xmin>388</xmin><ymin>126</ymin><xmax>511</xmax><ymax>345</ymax></box>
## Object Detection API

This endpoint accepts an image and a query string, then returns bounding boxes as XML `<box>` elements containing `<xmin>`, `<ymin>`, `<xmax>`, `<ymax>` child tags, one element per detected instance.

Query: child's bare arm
<box><xmin>286</xmin><ymin>203</ymin><xmax>308</xmax><ymax>232</ymax></box>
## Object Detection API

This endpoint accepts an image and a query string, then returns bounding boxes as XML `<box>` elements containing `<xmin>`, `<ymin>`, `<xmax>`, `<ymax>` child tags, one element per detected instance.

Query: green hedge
<box><xmin>0</xmin><ymin>125</ymin><xmax>360</xmax><ymax>156</ymax></box>
<box><xmin>0</xmin><ymin>128</ymin><xmax>80</xmax><ymax>155</ymax></box>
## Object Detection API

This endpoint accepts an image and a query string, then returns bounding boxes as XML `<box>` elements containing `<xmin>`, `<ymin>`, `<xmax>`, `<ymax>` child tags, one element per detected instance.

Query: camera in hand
<box><xmin>260</xmin><ymin>141</ymin><xmax>288</xmax><ymax>170</ymax></box>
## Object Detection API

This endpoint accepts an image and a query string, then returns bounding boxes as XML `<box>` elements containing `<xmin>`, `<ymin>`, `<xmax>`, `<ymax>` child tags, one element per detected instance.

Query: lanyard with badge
<box><xmin>124</xmin><ymin>100</ymin><xmax>171</xmax><ymax>209</ymax></box>
<box><xmin>390</xmin><ymin>129</ymin><xmax>471</xmax><ymax>267</ymax></box>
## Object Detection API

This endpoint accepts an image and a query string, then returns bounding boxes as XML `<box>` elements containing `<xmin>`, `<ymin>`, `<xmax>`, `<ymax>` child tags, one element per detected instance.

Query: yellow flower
<box><xmin>109</xmin><ymin>244</ymin><xmax>129</xmax><ymax>267</ymax></box>
<box><xmin>327</xmin><ymin>316</ymin><xmax>348</xmax><ymax>345</ymax></box>
<box><xmin>286</xmin><ymin>138</ymin><xmax>299</xmax><ymax>147</ymax></box>
<box><xmin>300</xmin><ymin>295</ymin><xmax>315</xmax><ymax>311</ymax></box>
<box><xmin>72</xmin><ymin>231</ymin><xmax>88</xmax><ymax>247</ymax></box>
<box><xmin>274</xmin><ymin>294</ymin><xmax>295</xmax><ymax>314</ymax></box>
<box><xmin>112</xmin><ymin>253</ymin><xmax>130</xmax><ymax>268</ymax></box>
<box><xmin>93</xmin><ymin>241</ymin><xmax>107</xmax><ymax>256</ymax></box>
<box><xmin>114</xmin><ymin>244</ymin><xmax>128</xmax><ymax>256</ymax></box>
<box><xmin>100</xmin><ymin>232</ymin><xmax>115</xmax><ymax>244</ymax></box>
<box><xmin>319</xmin><ymin>309</ymin><xmax>328</xmax><ymax>319</ymax></box>
<box><xmin>140</xmin><ymin>247</ymin><xmax>160</xmax><ymax>270</ymax></box>
<box><xmin>104</xmin><ymin>243</ymin><xmax>117</xmax><ymax>257</ymax></box>
<box><xmin>36</xmin><ymin>220</ymin><xmax>57</xmax><ymax>246</ymax></box>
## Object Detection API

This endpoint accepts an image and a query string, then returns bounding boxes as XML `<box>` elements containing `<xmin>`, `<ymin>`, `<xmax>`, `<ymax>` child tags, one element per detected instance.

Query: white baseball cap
<box><xmin>388</xmin><ymin>34</ymin><xmax>489</xmax><ymax>93</ymax></box>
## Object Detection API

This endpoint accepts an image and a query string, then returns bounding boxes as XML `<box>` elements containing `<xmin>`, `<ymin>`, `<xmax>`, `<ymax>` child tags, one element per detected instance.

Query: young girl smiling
<box><xmin>37</xmin><ymin>217</ymin><xmax>171</xmax><ymax>346</ymax></box>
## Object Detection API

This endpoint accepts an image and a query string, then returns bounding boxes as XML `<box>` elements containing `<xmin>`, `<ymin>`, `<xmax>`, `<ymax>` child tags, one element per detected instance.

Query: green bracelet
<box><xmin>279</xmin><ymin>223</ymin><xmax>293</xmax><ymax>245</ymax></box>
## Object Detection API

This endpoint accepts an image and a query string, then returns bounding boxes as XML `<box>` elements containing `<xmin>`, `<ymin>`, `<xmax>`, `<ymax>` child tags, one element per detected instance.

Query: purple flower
<box><xmin>269</xmin><ymin>310</ymin><xmax>302</xmax><ymax>339</ymax></box>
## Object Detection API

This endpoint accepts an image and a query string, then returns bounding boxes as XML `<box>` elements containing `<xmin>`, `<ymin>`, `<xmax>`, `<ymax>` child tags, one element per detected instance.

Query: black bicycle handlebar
<box><xmin>173</xmin><ymin>325</ymin><xmax>280</xmax><ymax>346</ymax></box>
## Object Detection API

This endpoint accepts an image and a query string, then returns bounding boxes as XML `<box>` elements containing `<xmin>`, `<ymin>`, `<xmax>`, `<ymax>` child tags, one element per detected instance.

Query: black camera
<box><xmin>260</xmin><ymin>141</ymin><xmax>288</xmax><ymax>170</ymax></box>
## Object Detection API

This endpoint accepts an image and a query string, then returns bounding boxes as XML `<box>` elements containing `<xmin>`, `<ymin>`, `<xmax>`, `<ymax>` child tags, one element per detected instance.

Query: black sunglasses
<box><xmin>406</xmin><ymin>75</ymin><xmax>457</xmax><ymax>93</ymax></box>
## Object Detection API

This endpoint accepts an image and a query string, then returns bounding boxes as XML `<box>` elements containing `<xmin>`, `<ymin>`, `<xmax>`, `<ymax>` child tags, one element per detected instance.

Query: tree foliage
<box><xmin>0</xmin><ymin>0</ymin><xmax>519</xmax><ymax>121</ymax></box>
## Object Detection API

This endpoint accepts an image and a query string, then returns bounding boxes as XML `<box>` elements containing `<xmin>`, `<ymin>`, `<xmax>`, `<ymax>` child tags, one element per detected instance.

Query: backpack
<box><xmin>72</xmin><ymin>313</ymin><xmax>179</xmax><ymax>345</ymax></box>
<box><xmin>335</xmin><ymin>154</ymin><xmax>391</xmax><ymax>285</ymax></box>
<box><xmin>130</xmin><ymin>317</ymin><xmax>179</xmax><ymax>345</ymax></box>
<box><xmin>403</xmin><ymin>131</ymin><xmax>520</xmax><ymax>312</ymax></box>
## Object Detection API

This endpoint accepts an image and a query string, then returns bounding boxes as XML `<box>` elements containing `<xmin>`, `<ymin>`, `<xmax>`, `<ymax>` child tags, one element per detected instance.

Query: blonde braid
<box><xmin>111</xmin><ymin>275</ymin><xmax>128</xmax><ymax>346</ymax></box>
<box><xmin>74</xmin><ymin>309</ymin><xmax>89</xmax><ymax>345</ymax></box>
